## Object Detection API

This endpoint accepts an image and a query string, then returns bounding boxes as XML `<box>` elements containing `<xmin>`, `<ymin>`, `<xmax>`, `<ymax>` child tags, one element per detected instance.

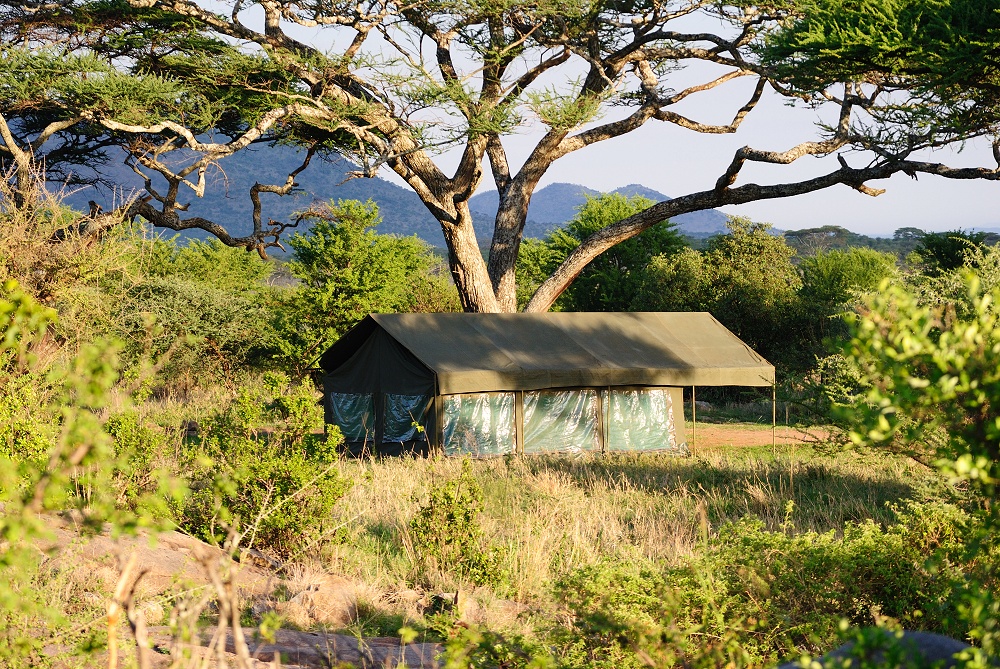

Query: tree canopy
<box><xmin>516</xmin><ymin>193</ymin><xmax>684</xmax><ymax>311</ymax></box>
<box><xmin>1</xmin><ymin>0</ymin><xmax>999</xmax><ymax>312</ymax></box>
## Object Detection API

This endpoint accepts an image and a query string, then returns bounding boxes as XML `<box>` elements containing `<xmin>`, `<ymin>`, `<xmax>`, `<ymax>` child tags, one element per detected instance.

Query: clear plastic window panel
<box><xmin>329</xmin><ymin>392</ymin><xmax>375</xmax><ymax>442</ymax></box>
<box><xmin>523</xmin><ymin>390</ymin><xmax>601</xmax><ymax>453</ymax></box>
<box><xmin>383</xmin><ymin>394</ymin><xmax>430</xmax><ymax>442</ymax></box>
<box><xmin>606</xmin><ymin>388</ymin><xmax>688</xmax><ymax>455</ymax></box>
<box><xmin>442</xmin><ymin>393</ymin><xmax>515</xmax><ymax>457</ymax></box>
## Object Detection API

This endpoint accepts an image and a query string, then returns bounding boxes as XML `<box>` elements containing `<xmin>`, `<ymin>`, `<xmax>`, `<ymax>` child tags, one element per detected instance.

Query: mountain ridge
<box><xmin>64</xmin><ymin>145</ymin><xmax>730</xmax><ymax>247</ymax></box>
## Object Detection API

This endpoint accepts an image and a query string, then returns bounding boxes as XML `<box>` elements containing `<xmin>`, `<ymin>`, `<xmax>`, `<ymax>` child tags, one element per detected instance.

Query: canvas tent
<box><xmin>319</xmin><ymin>312</ymin><xmax>775</xmax><ymax>457</ymax></box>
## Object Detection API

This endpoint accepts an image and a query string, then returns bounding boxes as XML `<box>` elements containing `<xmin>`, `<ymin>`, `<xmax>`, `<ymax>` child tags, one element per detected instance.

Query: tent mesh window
<box><xmin>523</xmin><ymin>389</ymin><xmax>602</xmax><ymax>454</ymax></box>
<box><xmin>442</xmin><ymin>393</ymin><xmax>515</xmax><ymax>457</ymax></box>
<box><xmin>329</xmin><ymin>392</ymin><xmax>375</xmax><ymax>443</ymax></box>
<box><xmin>383</xmin><ymin>394</ymin><xmax>430</xmax><ymax>442</ymax></box>
<box><xmin>606</xmin><ymin>388</ymin><xmax>687</xmax><ymax>454</ymax></box>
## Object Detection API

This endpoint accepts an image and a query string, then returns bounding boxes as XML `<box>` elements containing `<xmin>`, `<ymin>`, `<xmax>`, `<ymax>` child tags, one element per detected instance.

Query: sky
<box><xmin>400</xmin><ymin>61</ymin><xmax>1000</xmax><ymax>237</ymax></box>
<box><xmin>211</xmin><ymin>3</ymin><xmax>1000</xmax><ymax>237</ymax></box>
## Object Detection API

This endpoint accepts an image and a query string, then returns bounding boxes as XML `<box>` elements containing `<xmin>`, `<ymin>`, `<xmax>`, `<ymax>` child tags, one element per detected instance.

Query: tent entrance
<box><xmin>330</xmin><ymin>391</ymin><xmax>433</xmax><ymax>457</ymax></box>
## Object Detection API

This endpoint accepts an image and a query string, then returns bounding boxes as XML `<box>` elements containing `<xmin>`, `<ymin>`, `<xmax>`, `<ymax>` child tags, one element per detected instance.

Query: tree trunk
<box><xmin>487</xmin><ymin>136</ymin><xmax>564</xmax><ymax>312</ymax></box>
<box><xmin>487</xmin><ymin>195</ymin><xmax>530</xmax><ymax>312</ymax></box>
<box><xmin>441</xmin><ymin>205</ymin><xmax>502</xmax><ymax>313</ymax></box>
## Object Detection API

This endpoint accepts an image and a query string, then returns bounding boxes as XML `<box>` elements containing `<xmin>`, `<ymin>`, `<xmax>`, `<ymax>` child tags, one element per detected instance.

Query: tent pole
<box><xmin>433</xmin><ymin>376</ymin><xmax>443</xmax><ymax>456</ymax></box>
<box><xmin>596</xmin><ymin>388</ymin><xmax>606</xmax><ymax>453</ymax></box>
<box><xmin>772</xmin><ymin>383</ymin><xmax>777</xmax><ymax>449</ymax></box>
<box><xmin>691</xmin><ymin>386</ymin><xmax>696</xmax><ymax>447</ymax></box>
<box><xmin>514</xmin><ymin>390</ymin><xmax>525</xmax><ymax>456</ymax></box>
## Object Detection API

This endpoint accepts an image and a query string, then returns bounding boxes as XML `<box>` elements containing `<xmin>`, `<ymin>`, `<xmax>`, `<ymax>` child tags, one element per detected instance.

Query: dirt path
<box><xmin>685</xmin><ymin>421</ymin><xmax>831</xmax><ymax>449</ymax></box>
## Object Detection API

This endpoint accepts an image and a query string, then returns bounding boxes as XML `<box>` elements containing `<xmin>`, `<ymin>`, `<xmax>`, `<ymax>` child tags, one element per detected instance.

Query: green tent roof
<box><xmin>321</xmin><ymin>312</ymin><xmax>774</xmax><ymax>395</ymax></box>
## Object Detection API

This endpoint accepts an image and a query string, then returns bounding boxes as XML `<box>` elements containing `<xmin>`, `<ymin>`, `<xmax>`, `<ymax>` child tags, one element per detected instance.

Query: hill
<box><xmin>63</xmin><ymin>145</ymin><xmax>729</xmax><ymax>248</ymax></box>
<box><xmin>468</xmin><ymin>182</ymin><xmax>729</xmax><ymax>239</ymax></box>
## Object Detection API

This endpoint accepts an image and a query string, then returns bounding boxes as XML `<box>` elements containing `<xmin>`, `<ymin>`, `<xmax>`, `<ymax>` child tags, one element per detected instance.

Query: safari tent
<box><xmin>319</xmin><ymin>312</ymin><xmax>775</xmax><ymax>457</ymax></box>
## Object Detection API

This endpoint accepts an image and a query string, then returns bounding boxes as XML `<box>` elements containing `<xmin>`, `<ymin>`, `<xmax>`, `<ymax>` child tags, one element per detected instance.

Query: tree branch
<box><xmin>526</xmin><ymin>159</ymin><xmax>1000</xmax><ymax>312</ymax></box>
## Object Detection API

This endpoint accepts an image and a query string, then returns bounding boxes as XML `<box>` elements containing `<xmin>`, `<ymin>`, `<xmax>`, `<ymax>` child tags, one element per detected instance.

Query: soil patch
<box><xmin>687</xmin><ymin>422</ymin><xmax>832</xmax><ymax>449</ymax></box>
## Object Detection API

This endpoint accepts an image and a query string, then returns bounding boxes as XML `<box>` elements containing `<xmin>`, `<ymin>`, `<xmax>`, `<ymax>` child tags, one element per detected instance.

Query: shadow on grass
<box><xmin>520</xmin><ymin>452</ymin><xmax>932</xmax><ymax>532</ymax></box>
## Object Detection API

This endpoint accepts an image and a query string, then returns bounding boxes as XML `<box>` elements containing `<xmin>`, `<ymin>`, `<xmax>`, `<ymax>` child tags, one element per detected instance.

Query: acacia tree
<box><xmin>2</xmin><ymin>0</ymin><xmax>999</xmax><ymax>312</ymax></box>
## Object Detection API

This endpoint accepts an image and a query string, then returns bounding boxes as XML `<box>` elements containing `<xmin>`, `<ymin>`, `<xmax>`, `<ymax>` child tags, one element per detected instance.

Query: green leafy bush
<box><xmin>843</xmin><ymin>272</ymin><xmax>1000</xmax><ymax>666</ymax></box>
<box><xmin>516</xmin><ymin>193</ymin><xmax>685</xmax><ymax>312</ymax></box>
<box><xmin>182</xmin><ymin>436</ymin><xmax>351</xmax><ymax>557</ymax></box>
<box><xmin>0</xmin><ymin>280</ymin><xmax>176</xmax><ymax>665</ymax></box>
<box><xmin>104</xmin><ymin>410</ymin><xmax>180</xmax><ymax>516</ymax></box>
<box><xmin>552</xmin><ymin>501</ymin><xmax>981</xmax><ymax>669</ymax></box>
<box><xmin>410</xmin><ymin>461</ymin><xmax>507</xmax><ymax>590</ymax></box>
<box><xmin>639</xmin><ymin>217</ymin><xmax>803</xmax><ymax>368</ymax></box>
<box><xmin>178</xmin><ymin>383</ymin><xmax>349</xmax><ymax>557</ymax></box>
<box><xmin>272</xmin><ymin>199</ymin><xmax>458</xmax><ymax>371</ymax></box>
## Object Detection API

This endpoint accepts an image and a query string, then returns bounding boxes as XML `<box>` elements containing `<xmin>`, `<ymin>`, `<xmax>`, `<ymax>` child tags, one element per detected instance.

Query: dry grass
<box><xmin>322</xmin><ymin>442</ymin><xmax>949</xmax><ymax>634</ymax></box>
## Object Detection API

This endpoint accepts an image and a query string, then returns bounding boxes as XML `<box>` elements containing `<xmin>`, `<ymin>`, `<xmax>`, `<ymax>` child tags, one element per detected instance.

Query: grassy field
<box><xmin>320</xmin><ymin>439</ymin><xmax>961</xmax><ymax>648</ymax></box>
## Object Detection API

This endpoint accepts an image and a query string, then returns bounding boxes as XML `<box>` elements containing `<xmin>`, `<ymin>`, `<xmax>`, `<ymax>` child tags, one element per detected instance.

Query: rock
<box><xmin>272</xmin><ymin>575</ymin><xmax>358</xmax><ymax>628</ymax></box>
<box><xmin>180</xmin><ymin>420</ymin><xmax>200</xmax><ymax>438</ymax></box>
<box><xmin>425</xmin><ymin>592</ymin><xmax>459</xmax><ymax>615</ymax></box>
<box><xmin>777</xmin><ymin>630</ymin><xmax>973</xmax><ymax>669</ymax></box>
<box><xmin>40</xmin><ymin>514</ymin><xmax>277</xmax><ymax>605</ymax></box>
<box><xmin>389</xmin><ymin>588</ymin><xmax>423</xmax><ymax>605</ymax></box>
<box><xmin>137</xmin><ymin>599</ymin><xmax>166</xmax><ymax>626</ymax></box>
<box><xmin>184</xmin><ymin>626</ymin><xmax>441</xmax><ymax>668</ymax></box>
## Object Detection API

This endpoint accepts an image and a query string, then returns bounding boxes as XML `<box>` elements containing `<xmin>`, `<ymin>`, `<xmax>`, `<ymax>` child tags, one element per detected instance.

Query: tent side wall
<box><xmin>438</xmin><ymin>386</ymin><xmax>690</xmax><ymax>457</ymax></box>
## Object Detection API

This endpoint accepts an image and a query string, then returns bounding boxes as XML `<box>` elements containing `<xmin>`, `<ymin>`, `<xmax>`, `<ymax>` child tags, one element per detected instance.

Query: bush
<box><xmin>551</xmin><ymin>501</ymin><xmax>982</xmax><ymax>669</ymax></box>
<box><xmin>272</xmin><ymin>199</ymin><xmax>458</xmax><ymax>371</ymax></box>
<box><xmin>177</xmin><ymin>380</ymin><xmax>350</xmax><ymax>557</ymax></box>
<box><xmin>410</xmin><ymin>461</ymin><xmax>507</xmax><ymax>590</ymax></box>
<box><xmin>104</xmin><ymin>410</ymin><xmax>181</xmax><ymax>516</ymax></box>
<box><xmin>0</xmin><ymin>279</ymin><xmax>175</xmax><ymax>665</ymax></box>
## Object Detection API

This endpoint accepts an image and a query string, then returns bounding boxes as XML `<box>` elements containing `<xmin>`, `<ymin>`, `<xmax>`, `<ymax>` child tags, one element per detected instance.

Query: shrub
<box><xmin>410</xmin><ymin>460</ymin><xmax>507</xmax><ymax>590</ymax></box>
<box><xmin>551</xmin><ymin>501</ymin><xmax>981</xmax><ymax>669</ymax></box>
<box><xmin>181</xmin><ymin>436</ymin><xmax>351</xmax><ymax>557</ymax></box>
<box><xmin>0</xmin><ymin>280</ymin><xmax>175</xmax><ymax>665</ymax></box>
<box><xmin>104</xmin><ymin>410</ymin><xmax>180</xmax><ymax>516</ymax></box>
<box><xmin>178</xmin><ymin>382</ymin><xmax>349</xmax><ymax>557</ymax></box>
<box><xmin>273</xmin><ymin>199</ymin><xmax>458</xmax><ymax>371</ymax></box>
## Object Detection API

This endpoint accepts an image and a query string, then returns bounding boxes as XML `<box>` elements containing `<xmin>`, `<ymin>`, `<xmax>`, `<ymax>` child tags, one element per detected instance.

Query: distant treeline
<box><xmin>685</xmin><ymin>224</ymin><xmax>1000</xmax><ymax>260</ymax></box>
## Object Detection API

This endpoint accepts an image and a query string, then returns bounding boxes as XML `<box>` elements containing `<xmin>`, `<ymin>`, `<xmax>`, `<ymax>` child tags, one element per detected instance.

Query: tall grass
<box><xmin>324</xmin><ymin>445</ymin><xmax>953</xmax><ymax>632</ymax></box>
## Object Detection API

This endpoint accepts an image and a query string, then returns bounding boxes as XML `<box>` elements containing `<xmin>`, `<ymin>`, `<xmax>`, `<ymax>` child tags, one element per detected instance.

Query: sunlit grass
<box><xmin>323</xmin><ymin>441</ymin><xmax>952</xmax><ymax>633</ymax></box>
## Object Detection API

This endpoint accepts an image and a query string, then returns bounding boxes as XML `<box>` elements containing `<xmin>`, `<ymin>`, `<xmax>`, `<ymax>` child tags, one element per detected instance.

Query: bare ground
<box><xmin>687</xmin><ymin>421</ymin><xmax>832</xmax><ymax>449</ymax></box>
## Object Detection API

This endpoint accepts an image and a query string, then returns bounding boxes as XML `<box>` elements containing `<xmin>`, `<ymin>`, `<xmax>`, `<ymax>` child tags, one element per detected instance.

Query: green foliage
<box><xmin>109</xmin><ymin>236</ymin><xmax>277</xmax><ymax>378</ymax></box>
<box><xmin>516</xmin><ymin>193</ymin><xmax>684</xmax><ymax>311</ymax></box>
<box><xmin>179</xmin><ymin>380</ymin><xmax>349</xmax><ymax>557</ymax></box>
<box><xmin>410</xmin><ymin>461</ymin><xmax>506</xmax><ymax>590</ymax></box>
<box><xmin>913</xmin><ymin>229</ymin><xmax>988</xmax><ymax>276</ymax></box>
<box><xmin>761</xmin><ymin>0</ymin><xmax>1000</xmax><ymax>140</ymax></box>
<box><xmin>104</xmin><ymin>410</ymin><xmax>182</xmax><ymax>518</ymax></box>
<box><xmin>553</xmin><ymin>501</ymin><xmax>980</xmax><ymax>669</ymax></box>
<box><xmin>263</xmin><ymin>371</ymin><xmax>326</xmax><ymax>447</ymax></box>
<box><xmin>840</xmin><ymin>270</ymin><xmax>1000</xmax><ymax>666</ymax></box>
<box><xmin>0</xmin><ymin>48</ymin><xmax>198</xmax><ymax>126</ymax></box>
<box><xmin>640</xmin><ymin>217</ymin><xmax>801</xmax><ymax>365</ymax></box>
<box><xmin>800</xmin><ymin>248</ymin><xmax>899</xmax><ymax>312</ymax></box>
<box><xmin>527</xmin><ymin>85</ymin><xmax>605</xmax><ymax>132</ymax></box>
<box><xmin>783</xmin><ymin>225</ymin><xmax>923</xmax><ymax>259</ymax></box>
<box><xmin>763</xmin><ymin>0</ymin><xmax>995</xmax><ymax>87</ymax></box>
<box><xmin>798</xmin><ymin>247</ymin><xmax>899</xmax><ymax>343</ymax></box>
<box><xmin>844</xmin><ymin>275</ymin><xmax>1000</xmax><ymax>494</ymax></box>
<box><xmin>0</xmin><ymin>280</ymin><xmax>180</xmax><ymax>665</ymax></box>
<box><xmin>274</xmin><ymin>199</ymin><xmax>458</xmax><ymax>368</ymax></box>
